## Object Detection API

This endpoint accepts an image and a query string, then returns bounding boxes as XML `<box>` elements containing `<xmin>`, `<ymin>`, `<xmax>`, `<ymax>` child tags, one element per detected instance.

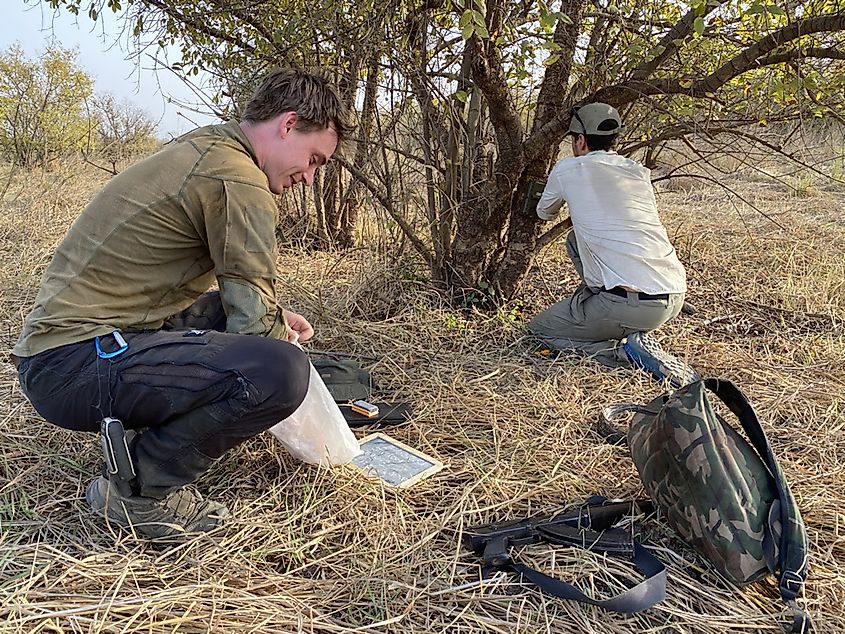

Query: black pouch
<box><xmin>338</xmin><ymin>402</ymin><xmax>412</xmax><ymax>427</ymax></box>
<box><xmin>311</xmin><ymin>355</ymin><xmax>376</xmax><ymax>402</ymax></box>
<box><xmin>310</xmin><ymin>354</ymin><xmax>412</xmax><ymax>427</ymax></box>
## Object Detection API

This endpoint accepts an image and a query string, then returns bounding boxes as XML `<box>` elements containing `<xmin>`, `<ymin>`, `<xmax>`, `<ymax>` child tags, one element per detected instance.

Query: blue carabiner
<box><xmin>95</xmin><ymin>330</ymin><xmax>129</xmax><ymax>359</ymax></box>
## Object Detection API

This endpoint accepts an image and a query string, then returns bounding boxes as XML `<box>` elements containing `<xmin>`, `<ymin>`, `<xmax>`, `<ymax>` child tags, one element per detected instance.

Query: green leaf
<box><xmin>459</xmin><ymin>10</ymin><xmax>473</xmax><ymax>29</ymax></box>
<box><xmin>461</xmin><ymin>24</ymin><xmax>474</xmax><ymax>40</ymax></box>
<box><xmin>690</xmin><ymin>0</ymin><xmax>707</xmax><ymax>14</ymax></box>
<box><xmin>471</xmin><ymin>10</ymin><xmax>485</xmax><ymax>27</ymax></box>
<box><xmin>802</xmin><ymin>75</ymin><xmax>818</xmax><ymax>93</ymax></box>
<box><xmin>553</xmin><ymin>11</ymin><xmax>573</xmax><ymax>25</ymax></box>
<box><xmin>694</xmin><ymin>17</ymin><xmax>705</xmax><ymax>36</ymax></box>
<box><xmin>454</xmin><ymin>90</ymin><xmax>468</xmax><ymax>103</ymax></box>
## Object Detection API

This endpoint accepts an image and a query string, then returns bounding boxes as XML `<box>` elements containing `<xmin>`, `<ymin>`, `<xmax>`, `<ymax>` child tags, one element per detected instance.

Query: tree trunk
<box><xmin>318</xmin><ymin>161</ymin><xmax>345</xmax><ymax>248</ymax></box>
<box><xmin>484</xmin><ymin>0</ymin><xmax>588</xmax><ymax>298</ymax></box>
<box><xmin>339</xmin><ymin>52</ymin><xmax>380</xmax><ymax>251</ymax></box>
<box><xmin>450</xmin><ymin>0</ymin><xmax>526</xmax><ymax>291</ymax></box>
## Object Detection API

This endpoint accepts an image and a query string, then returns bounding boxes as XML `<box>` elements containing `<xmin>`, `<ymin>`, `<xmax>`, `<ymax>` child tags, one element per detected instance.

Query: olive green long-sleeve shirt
<box><xmin>13</xmin><ymin>119</ymin><xmax>287</xmax><ymax>358</ymax></box>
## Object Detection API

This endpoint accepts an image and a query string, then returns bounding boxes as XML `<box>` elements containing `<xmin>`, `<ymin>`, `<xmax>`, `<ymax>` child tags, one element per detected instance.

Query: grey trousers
<box><xmin>528</xmin><ymin>231</ymin><xmax>684</xmax><ymax>367</ymax></box>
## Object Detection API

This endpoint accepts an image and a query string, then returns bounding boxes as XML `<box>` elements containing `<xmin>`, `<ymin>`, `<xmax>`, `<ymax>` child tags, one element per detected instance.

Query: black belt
<box><xmin>602</xmin><ymin>287</ymin><xmax>670</xmax><ymax>301</ymax></box>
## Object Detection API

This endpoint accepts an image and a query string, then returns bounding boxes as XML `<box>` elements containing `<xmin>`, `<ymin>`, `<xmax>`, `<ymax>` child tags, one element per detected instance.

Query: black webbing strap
<box><xmin>508</xmin><ymin>539</ymin><xmax>666</xmax><ymax>613</ymax></box>
<box><xmin>705</xmin><ymin>378</ymin><xmax>812</xmax><ymax>632</ymax></box>
<box><xmin>486</xmin><ymin>501</ymin><xmax>666</xmax><ymax>614</ymax></box>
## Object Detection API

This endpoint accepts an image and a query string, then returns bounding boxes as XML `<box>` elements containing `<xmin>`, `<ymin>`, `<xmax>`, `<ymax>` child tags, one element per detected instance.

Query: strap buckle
<box><xmin>481</xmin><ymin>535</ymin><xmax>514</xmax><ymax>575</ymax></box>
<box><xmin>779</xmin><ymin>569</ymin><xmax>805</xmax><ymax>598</ymax></box>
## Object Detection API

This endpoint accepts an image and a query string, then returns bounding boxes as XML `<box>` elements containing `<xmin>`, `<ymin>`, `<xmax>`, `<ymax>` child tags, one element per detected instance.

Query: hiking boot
<box><xmin>86</xmin><ymin>476</ymin><xmax>229</xmax><ymax>539</ymax></box>
<box><xmin>623</xmin><ymin>332</ymin><xmax>700</xmax><ymax>389</ymax></box>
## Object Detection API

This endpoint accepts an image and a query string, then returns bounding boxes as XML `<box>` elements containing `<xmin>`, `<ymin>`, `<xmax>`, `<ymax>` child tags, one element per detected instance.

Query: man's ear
<box><xmin>574</xmin><ymin>134</ymin><xmax>589</xmax><ymax>154</ymax></box>
<box><xmin>278</xmin><ymin>111</ymin><xmax>298</xmax><ymax>138</ymax></box>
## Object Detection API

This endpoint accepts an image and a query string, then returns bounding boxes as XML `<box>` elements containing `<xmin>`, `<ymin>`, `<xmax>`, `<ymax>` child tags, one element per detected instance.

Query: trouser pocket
<box><xmin>106</xmin><ymin>330</ymin><xmax>259</xmax><ymax>430</ymax></box>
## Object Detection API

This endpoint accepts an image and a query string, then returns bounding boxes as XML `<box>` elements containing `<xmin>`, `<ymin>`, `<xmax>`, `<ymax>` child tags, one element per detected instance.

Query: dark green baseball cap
<box><xmin>568</xmin><ymin>103</ymin><xmax>624</xmax><ymax>136</ymax></box>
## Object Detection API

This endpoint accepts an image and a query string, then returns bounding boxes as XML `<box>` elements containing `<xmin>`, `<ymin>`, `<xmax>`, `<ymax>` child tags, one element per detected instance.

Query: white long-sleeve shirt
<box><xmin>537</xmin><ymin>151</ymin><xmax>687</xmax><ymax>295</ymax></box>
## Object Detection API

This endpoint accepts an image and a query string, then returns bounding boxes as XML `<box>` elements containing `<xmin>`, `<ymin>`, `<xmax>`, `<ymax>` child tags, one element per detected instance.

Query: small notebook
<box><xmin>348</xmin><ymin>433</ymin><xmax>443</xmax><ymax>488</ymax></box>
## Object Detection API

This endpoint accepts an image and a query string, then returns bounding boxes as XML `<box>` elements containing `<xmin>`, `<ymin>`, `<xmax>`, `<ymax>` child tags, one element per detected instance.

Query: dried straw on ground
<box><xmin>0</xmin><ymin>160</ymin><xmax>843</xmax><ymax>633</ymax></box>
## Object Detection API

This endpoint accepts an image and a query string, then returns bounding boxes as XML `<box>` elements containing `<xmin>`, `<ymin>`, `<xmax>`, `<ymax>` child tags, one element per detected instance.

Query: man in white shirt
<box><xmin>529</xmin><ymin>103</ymin><xmax>693</xmax><ymax>382</ymax></box>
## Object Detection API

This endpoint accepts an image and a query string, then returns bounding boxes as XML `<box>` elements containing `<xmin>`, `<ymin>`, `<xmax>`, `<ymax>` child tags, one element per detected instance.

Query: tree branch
<box><xmin>537</xmin><ymin>219</ymin><xmax>572</xmax><ymax>249</ymax></box>
<box><xmin>532</xmin><ymin>0</ymin><xmax>586</xmax><ymax>133</ymax></box>
<box><xmin>582</xmin><ymin>10</ymin><xmax>676</xmax><ymax>30</ymax></box>
<box><xmin>528</xmin><ymin>13</ymin><xmax>845</xmax><ymax>152</ymax></box>
<box><xmin>651</xmin><ymin>172</ymin><xmax>786</xmax><ymax>229</ymax></box>
<box><xmin>142</xmin><ymin>0</ymin><xmax>257</xmax><ymax>53</ymax></box>
<box><xmin>758</xmin><ymin>46</ymin><xmax>845</xmax><ymax>65</ymax></box>
<box><xmin>697</xmin><ymin>15</ymin><xmax>845</xmax><ymax>94</ymax></box>
<box><xmin>334</xmin><ymin>156</ymin><xmax>434</xmax><ymax>267</ymax></box>
<box><xmin>630</xmin><ymin>0</ymin><xmax>732</xmax><ymax>81</ymax></box>
<box><xmin>205</xmin><ymin>0</ymin><xmax>283</xmax><ymax>59</ymax></box>
<box><xmin>468</xmin><ymin>35</ymin><xmax>523</xmax><ymax>159</ymax></box>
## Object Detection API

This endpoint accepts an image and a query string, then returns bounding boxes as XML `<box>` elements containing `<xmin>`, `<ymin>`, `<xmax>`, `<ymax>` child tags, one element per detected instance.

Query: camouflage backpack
<box><xmin>626</xmin><ymin>379</ymin><xmax>810</xmax><ymax>632</ymax></box>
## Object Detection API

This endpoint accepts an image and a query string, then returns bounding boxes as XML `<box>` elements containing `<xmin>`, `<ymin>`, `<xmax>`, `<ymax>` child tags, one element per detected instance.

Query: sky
<box><xmin>2</xmin><ymin>2</ymin><xmax>219</xmax><ymax>137</ymax></box>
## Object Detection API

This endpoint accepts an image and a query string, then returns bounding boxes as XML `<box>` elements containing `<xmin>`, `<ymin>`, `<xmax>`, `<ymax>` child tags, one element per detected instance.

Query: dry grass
<box><xmin>1</xmin><ymin>158</ymin><xmax>843</xmax><ymax>633</ymax></box>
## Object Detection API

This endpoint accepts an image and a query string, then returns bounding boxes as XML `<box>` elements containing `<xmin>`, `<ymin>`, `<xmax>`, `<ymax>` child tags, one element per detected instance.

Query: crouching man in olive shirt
<box><xmin>11</xmin><ymin>69</ymin><xmax>350</xmax><ymax>538</ymax></box>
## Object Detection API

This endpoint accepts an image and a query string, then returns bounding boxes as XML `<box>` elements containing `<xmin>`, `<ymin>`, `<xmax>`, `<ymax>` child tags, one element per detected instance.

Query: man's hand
<box><xmin>282</xmin><ymin>309</ymin><xmax>314</xmax><ymax>343</ymax></box>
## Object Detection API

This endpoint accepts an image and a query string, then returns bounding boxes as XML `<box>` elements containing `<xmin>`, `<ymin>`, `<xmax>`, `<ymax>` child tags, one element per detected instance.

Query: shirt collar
<box><xmin>216</xmin><ymin>119</ymin><xmax>259</xmax><ymax>165</ymax></box>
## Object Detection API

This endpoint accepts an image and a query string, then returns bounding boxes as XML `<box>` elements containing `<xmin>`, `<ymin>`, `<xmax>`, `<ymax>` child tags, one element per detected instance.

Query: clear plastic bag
<box><xmin>268</xmin><ymin>360</ymin><xmax>361</xmax><ymax>466</ymax></box>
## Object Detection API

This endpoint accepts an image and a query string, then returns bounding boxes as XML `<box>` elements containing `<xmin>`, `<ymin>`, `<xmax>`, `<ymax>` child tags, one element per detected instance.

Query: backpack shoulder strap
<box><xmin>704</xmin><ymin>378</ymin><xmax>811</xmax><ymax>632</ymax></box>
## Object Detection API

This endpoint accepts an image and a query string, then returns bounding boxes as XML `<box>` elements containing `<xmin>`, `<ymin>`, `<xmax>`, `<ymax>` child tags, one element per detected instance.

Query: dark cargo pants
<box><xmin>16</xmin><ymin>293</ymin><xmax>310</xmax><ymax>498</ymax></box>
